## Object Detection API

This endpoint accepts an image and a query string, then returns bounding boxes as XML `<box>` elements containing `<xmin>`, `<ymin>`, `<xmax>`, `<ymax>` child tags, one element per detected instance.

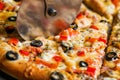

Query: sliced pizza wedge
<box><xmin>0</xmin><ymin>0</ymin><xmax>21</xmax><ymax>36</ymax></box>
<box><xmin>83</xmin><ymin>0</ymin><xmax>120</xmax><ymax>22</ymax></box>
<box><xmin>0</xmin><ymin>0</ymin><xmax>21</xmax><ymax>24</ymax></box>
<box><xmin>0</xmin><ymin>37</ymin><xmax>75</xmax><ymax>80</ymax></box>
<box><xmin>101</xmin><ymin>10</ymin><xmax>120</xmax><ymax>80</ymax></box>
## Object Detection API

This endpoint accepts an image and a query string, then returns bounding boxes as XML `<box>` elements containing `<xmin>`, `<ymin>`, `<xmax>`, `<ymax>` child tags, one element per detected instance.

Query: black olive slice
<box><xmin>6</xmin><ymin>51</ymin><xmax>18</xmax><ymax>60</ymax></box>
<box><xmin>70</xmin><ymin>23</ymin><xmax>78</xmax><ymax>30</ymax></box>
<box><xmin>105</xmin><ymin>52</ymin><xmax>118</xmax><ymax>61</ymax></box>
<box><xmin>61</xmin><ymin>42</ymin><xmax>73</xmax><ymax>53</ymax></box>
<box><xmin>100</xmin><ymin>20</ymin><xmax>108</xmax><ymax>23</ymax></box>
<box><xmin>79</xmin><ymin>61</ymin><xmax>88</xmax><ymax>67</ymax></box>
<box><xmin>100</xmin><ymin>19</ymin><xmax>111</xmax><ymax>27</ymax></box>
<box><xmin>30</xmin><ymin>40</ymin><xmax>43</xmax><ymax>47</ymax></box>
<box><xmin>14</xmin><ymin>0</ymin><xmax>21</xmax><ymax>2</ymax></box>
<box><xmin>8</xmin><ymin>16</ymin><xmax>17</xmax><ymax>22</ymax></box>
<box><xmin>47</xmin><ymin>8</ymin><xmax>57</xmax><ymax>16</ymax></box>
<box><xmin>5</xmin><ymin>26</ymin><xmax>15</xmax><ymax>34</ymax></box>
<box><xmin>50</xmin><ymin>72</ymin><xmax>64</xmax><ymax>80</ymax></box>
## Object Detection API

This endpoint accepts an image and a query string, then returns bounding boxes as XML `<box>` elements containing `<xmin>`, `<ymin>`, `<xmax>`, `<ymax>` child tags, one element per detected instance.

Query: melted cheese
<box><xmin>103</xmin><ymin>77</ymin><xmax>117</xmax><ymax>80</ymax></box>
<box><xmin>76</xmin><ymin>17</ymin><xmax>92</xmax><ymax>28</ymax></box>
<box><xmin>41</xmin><ymin>50</ymin><xmax>56</xmax><ymax>62</ymax></box>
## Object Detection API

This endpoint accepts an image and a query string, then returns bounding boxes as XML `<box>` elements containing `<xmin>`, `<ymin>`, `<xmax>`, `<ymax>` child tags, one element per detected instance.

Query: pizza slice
<box><xmin>0</xmin><ymin>3</ymin><xmax>110</xmax><ymax>80</ymax></box>
<box><xmin>100</xmin><ymin>10</ymin><xmax>120</xmax><ymax>79</ymax></box>
<box><xmin>55</xmin><ymin>5</ymin><xmax>109</xmax><ymax>80</ymax></box>
<box><xmin>0</xmin><ymin>0</ymin><xmax>21</xmax><ymax>36</ymax></box>
<box><xmin>83</xmin><ymin>0</ymin><xmax>120</xmax><ymax>22</ymax></box>
<box><xmin>1</xmin><ymin>0</ymin><xmax>21</xmax><ymax>11</ymax></box>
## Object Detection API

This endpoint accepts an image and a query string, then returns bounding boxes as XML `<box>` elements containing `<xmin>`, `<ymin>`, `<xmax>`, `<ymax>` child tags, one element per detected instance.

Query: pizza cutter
<box><xmin>16</xmin><ymin>0</ymin><xmax>82</xmax><ymax>40</ymax></box>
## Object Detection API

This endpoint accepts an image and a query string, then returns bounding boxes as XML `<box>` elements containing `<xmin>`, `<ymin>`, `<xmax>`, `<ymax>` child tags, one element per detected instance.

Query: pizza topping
<box><xmin>100</xmin><ymin>20</ymin><xmax>108</xmax><ymax>23</ymax></box>
<box><xmin>67</xmin><ymin>28</ymin><xmax>79</xmax><ymax>37</ymax></box>
<box><xmin>8</xmin><ymin>16</ymin><xmax>17</xmax><ymax>22</ymax></box>
<box><xmin>85</xmin><ymin>37</ymin><xmax>97</xmax><ymax>47</ymax></box>
<box><xmin>100</xmin><ymin>20</ymin><xmax>111</xmax><ymax>27</ymax></box>
<box><xmin>50</xmin><ymin>71</ymin><xmax>64</xmax><ymax>80</ymax></box>
<box><xmin>77</xmin><ymin>51</ymin><xmax>85</xmax><ymax>56</ymax></box>
<box><xmin>47</xmin><ymin>8</ymin><xmax>57</xmax><ymax>16</ymax></box>
<box><xmin>0</xmin><ymin>2</ymin><xmax>5</xmax><ymax>10</ymax></box>
<box><xmin>87</xmin><ymin>37</ymin><xmax>98</xmax><ymax>43</ymax></box>
<box><xmin>14</xmin><ymin>0</ymin><xmax>21</xmax><ymax>2</ymax></box>
<box><xmin>111</xmin><ymin>0</ymin><xmax>119</xmax><ymax>7</ymax></box>
<box><xmin>70</xmin><ymin>23</ymin><xmax>78</xmax><ymax>30</ymax></box>
<box><xmin>6</xmin><ymin>51</ymin><xmax>18</xmax><ymax>60</ymax></box>
<box><xmin>105</xmin><ymin>52</ymin><xmax>118</xmax><ymax>61</ymax></box>
<box><xmin>19</xmin><ymin>50</ymin><xmax>29</xmax><ymax>56</ymax></box>
<box><xmin>59</xmin><ymin>28</ymin><xmax>79</xmax><ymax>41</ymax></box>
<box><xmin>53</xmin><ymin>56</ymin><xmax>63</xmax><ymax>62</ymax></box>
<box><xmin>27</xmin><ymin>46</ymin><xmax>43</xmax><ymax>55</ymax></box>
<box><xmin>90</xmin><ymin>25</ymin><xmax>99</xmax><ymax>30</ymax></box>
<box><xmin>75</xmin><ymin>14</ymin><xmax>92</xmax><ymax>28</ymax></box>
<box><xmin>5</xmin><ymin>26</ymin><xmax>15</xmax><ymax>34</ymax></box>
<box><xmin>35</xmin><ymin>57</ymin><xmax>58</xmax><ymax>68</ymax></box>
<box><xmin>98</xmin><ymin>37</ymin><xmax>107</xmax><ymax>44</ymax></box>
<box><xmin>86</xmin><ymin>67</ymin><xmax>96</xmax><ymax>77</ymax></box>
<box><xmin>8</xmin><ymin>38</ymin><xmax>19</xmax><ymax>45</ymax></box>
<box><xmin>76</xmin><ymin>12</ymin><xmax>84</xmax><ymax>19</ymax></box>
<box><xmin>30</xmin><ymin>40</ymin><xmax>43</xmax><ymax>47</ymax></box>
<box><xmin>61</xmin><ymin>41</ymin><xmax>73</xmax><ymax>53</ymax></box>
<box><xmin>79</xmin><ymin>61</ymin><xmax>88</xmax><ymax>67</ymax></box>
<box><xmin>59</xmin><ymin>30</ymin><xmax>69</xmax><ymax>41</ymax></box>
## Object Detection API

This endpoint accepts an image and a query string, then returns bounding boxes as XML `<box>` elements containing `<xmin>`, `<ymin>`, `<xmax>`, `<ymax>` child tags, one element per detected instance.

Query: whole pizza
<box><xmin>0</xmin><ymin>0</ymin><xmax>120</xmax><ymax>80</ymax></box>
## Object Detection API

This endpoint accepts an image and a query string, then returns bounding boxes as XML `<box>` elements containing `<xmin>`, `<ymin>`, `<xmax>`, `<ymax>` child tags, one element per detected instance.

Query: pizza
<box><xmin>83</xmin><ymin>0</ymin><xmax>120</xmax><ymax>22</ymax></box>
<box><xmin>0</xmin><ymin>2</ymin><xmax>109</xmax><ymax>80</ymax></box>
<box><xmin>100</xmin><ymin>10</ymin><xmax>120</xmax><ymax>79</ymax></box>
<box><xmin>0</xmin><ymin>0</ymin><xmax>21</xmax><ymax>35</ymax></box>
<box><xmin>0</xmin><ymin>0</ymin><xmax>120</xmax><ymax>80</ymax></box>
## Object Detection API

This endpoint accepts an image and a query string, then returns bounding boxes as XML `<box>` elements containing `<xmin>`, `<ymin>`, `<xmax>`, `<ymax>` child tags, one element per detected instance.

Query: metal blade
<box><xmin>16</xmin><ymin>0</ymin><xmax>82</xmax><ymax>40</ymax></box>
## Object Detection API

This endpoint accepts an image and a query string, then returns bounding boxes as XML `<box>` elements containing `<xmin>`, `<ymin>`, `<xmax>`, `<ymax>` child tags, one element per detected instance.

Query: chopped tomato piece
<box><xmin>29</xmin><ymin>46</ymin><xmax>36</xmax><ymax>52</ymax></box>
<box><xmin>68</xmin><ymin>28</ymin><xmax>79</xmax><ymax>36</ymax></box>
<box><xmin>111</xmin><ymin>0</ymin><xmax>119</xmax><ymax>7</ymax></box>
<box><xmin>53</xmin><ymin>56</ymin><xmax>63</xmax><ymax>62</ymax></box>
<box><xmin>8</xmin><ymin>38</ymin><xmax>19</xmax><ymax>45</ymax></box>
<box><xmin>88</xmin><ymin>38</ymin><xmax>98</xmax><ymax>43</ymax></box>
<box><xmin>35</xmin><ymin>57</ymin><xmax>58</xmax><ymax>69</ymax></box>
<box><xmin>59</xmin><ymin>28</ymin><xmax>78</xmax><ymax>41</ymax></box>
<box><xmin>0</xmin><ymin>2</ymin><xmax>5</xmax><ymax>10</ymax></box>
<box><xmin>36</xmin><ymin>47</ymin><xmax>43</xmax><ymax>53</ymax></box>
<box><xmin>98</xmin><ymin>37</ymin><xmax>107</xmax><ymax>44</ymax></box>
<box><xmin>77</xmin><ymin>51</ymin><xmax>85</xmax><ymax>56</ymax></box>
<box><xmin>76</xmin><ymin>13</ymin><xmax>84</xmax><ymax>19</ymax></box>
<box><xmin>90</xmin><ymin>25</ymin><xmax>99</xmax><ymax>30</ymax></box>
<box><xmin>19</xmin><ymin>50</ymin><xmax>29</xmax><ymax>56</ymax></box>
<box><xmin>73</xmin><ymin>69</ymin><xmax>82</xmax><ymax>74</ymax></box>
<box><xmin>86</xmin><ymin>67</ymin><xmax>96</xmax><ymax>77</ymax></box>
<box><xmin>28</xmin><ymin>46</ymin><xmax>42</xmax><ymax>54</ymax></box>
<box><xmin>86</xmin><ymin>58</ymin><xmax>94</xmax><ymax>65</ymax></box>
<box><xmin>68</xmin><ymin>28</ymin><xmax>73</xmax><ymax>36</ymax></box>
<box><xmin>59</xmin><ymin>30</ymin><xmax>69</xmax><ymax>41</ymax></box>
<box><xmin>59</xmin><ymin>35</ymin><xmax>68</xmax><ymax>41</ymax></box>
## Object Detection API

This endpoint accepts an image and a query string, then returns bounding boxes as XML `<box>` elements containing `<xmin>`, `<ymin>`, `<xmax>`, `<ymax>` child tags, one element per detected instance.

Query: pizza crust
<box><xmin>0</xmin><ymin>42</ymin><xmax>74</xmax><ymax>80</ymax></box>
<box><xmin>83</xmin><ymin>0</ymin><xmax>113</xmax><ymax>22</ymax></box>
<box><xmin>0</xmin><ymin>42</ymin><xmax>50</xmax><ymax>80</ymax></box>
